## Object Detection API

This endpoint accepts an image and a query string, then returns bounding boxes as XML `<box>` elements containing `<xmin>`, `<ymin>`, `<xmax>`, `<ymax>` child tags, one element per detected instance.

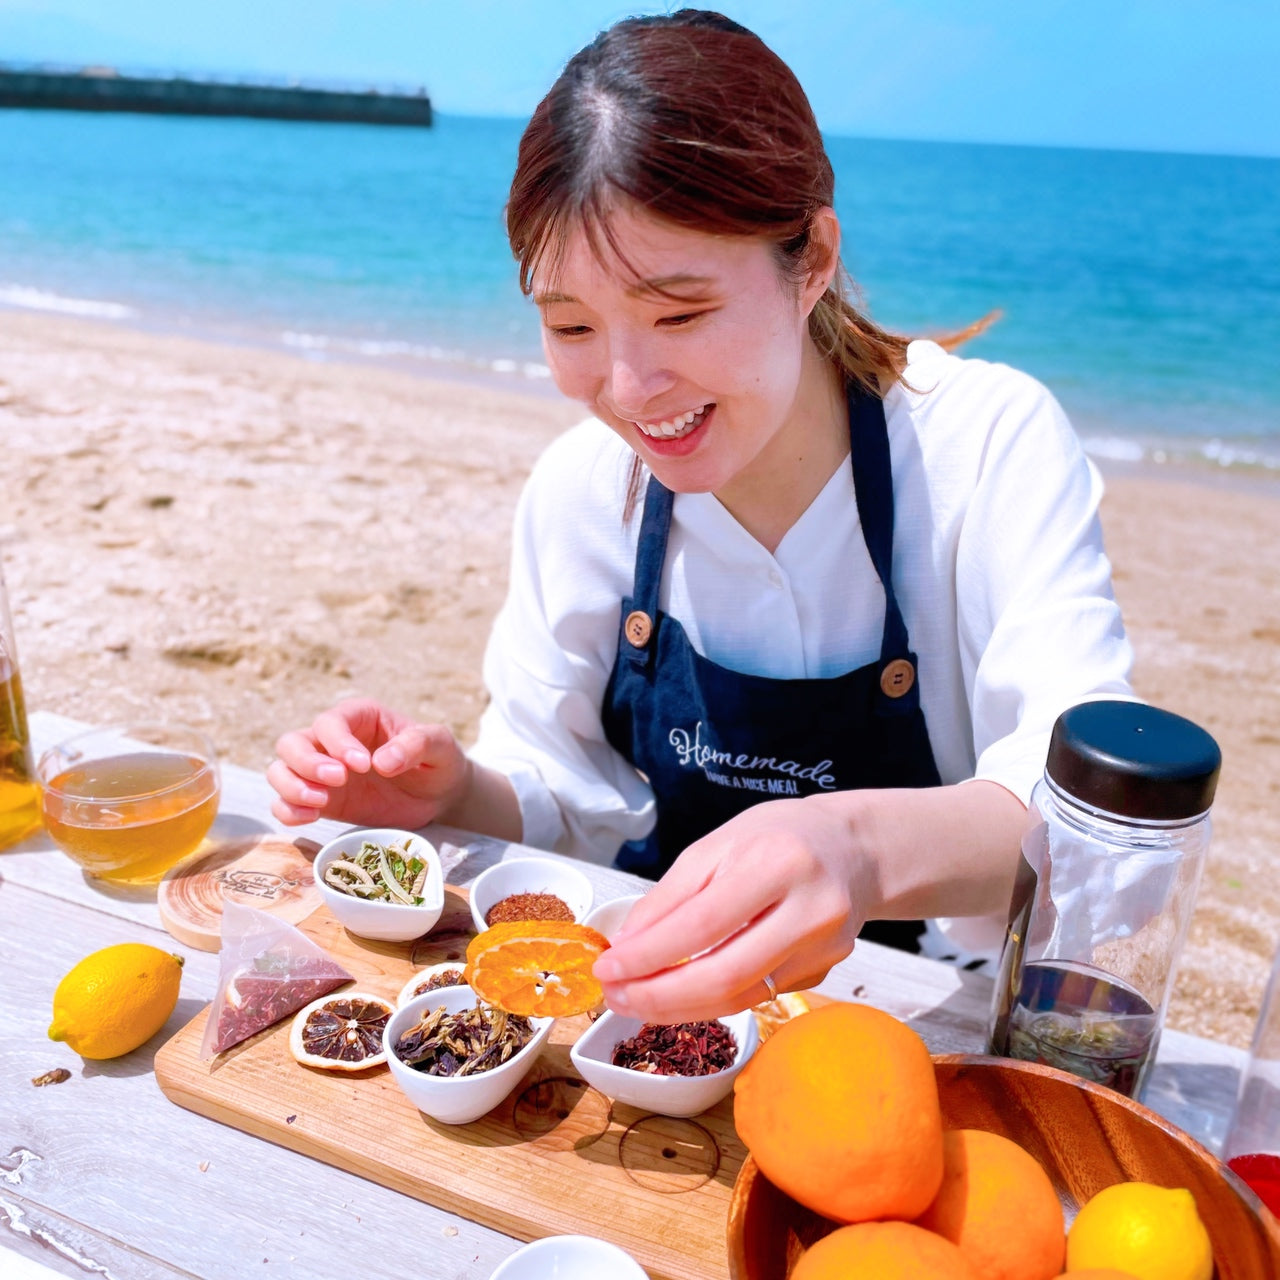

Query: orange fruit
<box><xmin>1053</xmin><ymin>1272</ymin><xmax>1143</xmax><ymax>1279</ymax></box>
<box><xmin>792</xmin><ymin>1221</ymin><xmax>980</xmax><ymax>1280</ymax></box>
<box><xmin>463</xmin><ymin>920</ymin><xmax>609</xmax><ymax>1017</ymax></box>
<box><xmin>733</xmin><ymin>1002</ymin><xmax>944</xmax><ymax>1223</ymax></box>
<box><xmin>915</xmin><ymin>1128</ymin><xmax>1065</xmax><ymax>1280</ymax></box>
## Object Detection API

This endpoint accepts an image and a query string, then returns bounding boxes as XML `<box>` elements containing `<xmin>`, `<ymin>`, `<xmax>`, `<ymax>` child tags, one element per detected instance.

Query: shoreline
<box><xmin>5</xmin><ymin>294</ymin><xmax>1280</xmax><ymax>482</ymax></box>
<box><xmin>2</xmin><ymin>308</ymin><xmax>1277</xmax><ymax>1049</ymax></box>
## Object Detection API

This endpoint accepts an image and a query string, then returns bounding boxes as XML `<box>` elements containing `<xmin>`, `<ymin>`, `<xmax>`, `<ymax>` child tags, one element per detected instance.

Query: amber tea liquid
<box><xmin>0</xmin><ymin>662</ymin><xmax>40</xmax><ymax>850</ymax></box>
<box><xmin>1001</xmin><ymin>959</ymin><xmax>1159</xmax><ymax>1098</ymax></box>
<box><xmin>41</xmin><ymin>751</ymin><xmax>219</xmax><ymax>883</ymax></box>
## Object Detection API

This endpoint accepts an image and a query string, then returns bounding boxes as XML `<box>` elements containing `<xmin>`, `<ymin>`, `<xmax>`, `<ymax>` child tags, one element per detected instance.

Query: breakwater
<box><xmin>0</xmin><ymin>66</ymin><xmax>432</xmax><ymax>127</ymax></box>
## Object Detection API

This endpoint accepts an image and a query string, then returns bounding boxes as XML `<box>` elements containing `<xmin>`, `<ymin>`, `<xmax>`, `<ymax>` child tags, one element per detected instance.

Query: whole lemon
<box><xmin>1066</xmin><ymin>1182</ymin><xmax>1213</xmax><ymax>1280</ymax></box>
<box><xmin>48</xmin><ymin>943</ymin><xmax>184</xmax><ymax>1060</ymax></box>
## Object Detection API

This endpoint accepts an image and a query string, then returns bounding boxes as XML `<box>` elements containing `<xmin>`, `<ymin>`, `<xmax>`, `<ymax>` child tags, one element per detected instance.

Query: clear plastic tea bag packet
<box><xmin>987</xmin><ymin>700</ymin><xmax>1221</xmax><ymax>1099</ymax></box>
<box><xmin>0</xmin><ymin>558</ymin><xmax>39</xmax><ymax>850</ymax></box>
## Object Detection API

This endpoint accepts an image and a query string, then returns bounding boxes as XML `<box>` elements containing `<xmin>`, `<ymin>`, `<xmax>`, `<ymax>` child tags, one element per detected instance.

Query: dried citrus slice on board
<box><xmin>288</xmin><ymin>992</ymin><xmax>394</xmax><ymax>1071</ymax></box>
<box><xmin>751</xmin><ymin>990</ymin><xmax>813</xmax><ymax>1042</ymax></box>
<box><xmin>464</xmin><ymin>921</ymin><xmax>610</xmax><ymax>1017</ymax></box>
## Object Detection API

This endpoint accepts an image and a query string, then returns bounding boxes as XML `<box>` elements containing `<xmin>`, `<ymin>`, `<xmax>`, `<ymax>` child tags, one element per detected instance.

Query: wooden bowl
<box><xmin>728</xmin><ymin>1054</ymin><xmax>1280</xmax><ymax>1280</ymax></box>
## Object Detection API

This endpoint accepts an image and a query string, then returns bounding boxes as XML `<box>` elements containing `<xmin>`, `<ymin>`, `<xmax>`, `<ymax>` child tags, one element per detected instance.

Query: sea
<box><xmin>2</xmin><ymin>109</ymin><xmax>1279</xmax><ymax>473</ymax></box>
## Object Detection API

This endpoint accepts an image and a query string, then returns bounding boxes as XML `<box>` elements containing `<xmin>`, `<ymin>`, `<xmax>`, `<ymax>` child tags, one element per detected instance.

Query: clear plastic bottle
<box><xmin>1223</xmin><ymin>938</ymin><xmax>1280</xmax><ymax>1215</ymax></box>
<box><xmin>988</xmin><ymin>699</ymin><xmax>1220</xmax><ymax>1098</ymax></box>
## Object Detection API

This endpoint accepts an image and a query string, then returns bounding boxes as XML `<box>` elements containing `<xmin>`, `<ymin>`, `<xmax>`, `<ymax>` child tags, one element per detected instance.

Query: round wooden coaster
<box><xmin>158</xmin><ymin>834</ymin><xmax>323</xmax><ymax>951</ymax></box>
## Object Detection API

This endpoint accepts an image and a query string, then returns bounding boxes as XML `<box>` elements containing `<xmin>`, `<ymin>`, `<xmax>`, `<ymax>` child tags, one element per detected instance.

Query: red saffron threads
<box><xmin>611</xmin><ymin>1020</ymin><xmax>738</xmax><ymax>1076</ymax></box>
<box><xmin>485</xmin><ymin>891</ymin><xmax>575</xmax><ymax>926</ymax></box>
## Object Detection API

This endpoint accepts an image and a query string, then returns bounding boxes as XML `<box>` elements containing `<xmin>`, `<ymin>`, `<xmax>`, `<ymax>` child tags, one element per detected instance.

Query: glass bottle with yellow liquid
<box><xmin>0</xmin><ymin>561</ymin><xmax>40</xmax><ymax>850</ymax></box>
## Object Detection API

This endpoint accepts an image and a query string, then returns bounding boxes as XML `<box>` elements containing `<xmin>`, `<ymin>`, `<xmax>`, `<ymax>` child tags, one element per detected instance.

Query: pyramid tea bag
<box><xmin>201</xmin><ymin>900</ymin><xmax>353</xmax><ymax>1058</ymax></box>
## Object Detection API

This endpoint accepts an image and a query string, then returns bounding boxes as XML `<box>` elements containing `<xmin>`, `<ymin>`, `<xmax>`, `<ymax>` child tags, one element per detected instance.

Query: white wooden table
<box><xmin>3</xmin><ymin>712</ymin><xmax>1248</xmax><ymax>1280</ymax></box>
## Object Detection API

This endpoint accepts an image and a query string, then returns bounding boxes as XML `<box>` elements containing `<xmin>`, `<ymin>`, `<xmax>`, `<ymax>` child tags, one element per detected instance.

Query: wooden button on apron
<box><xmin>880</xmin><ymin>658</ymin><xmax>916</xmax><ymax>698</ymax></box>
<box><xmin>624</xmin><ymin>610</ymin><xmax>653</xmax><ymax>648</ymax></box>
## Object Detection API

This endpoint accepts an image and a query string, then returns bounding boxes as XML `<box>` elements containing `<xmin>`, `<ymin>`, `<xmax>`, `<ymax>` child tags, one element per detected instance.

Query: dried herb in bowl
<box><xmin>410</xmin><ymin>969</ymin><xmax>465</xmax><ymax>998</ymax></box>
<box><xmin>324</xmin><ymin>838</ymin><xmax>428</xmax><ymax>904</ymax></box>
<box><xmin>485</xmin><ymin>891</ymin><xmax>575</xmax><ymax>926</ymax></box>
<box><xmin>393</xmin><ymin>1004</ymin><xmax>535</xmax><ymax>1077</ymax></box>
<box><xmin>611</xmin><ymin>1020</ymin><xmax>738</xmax><ymax>1076</ymax></box>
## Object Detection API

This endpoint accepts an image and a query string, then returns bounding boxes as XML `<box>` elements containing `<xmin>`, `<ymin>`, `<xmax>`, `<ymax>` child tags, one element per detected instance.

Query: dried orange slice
<box><xmin>288</xmin><ymin>992</ymin><xmax>394</xmax><ymax>1071</ymax></box>
<box><xmin>463</xmin><ymin>920</ymin><xmax>610</xmax><ymax>1018</ymax></box>
<box><xmin>751</xmin><ymin>990</ymin><xmax>813</xmax><ymax>1042</ymax></box>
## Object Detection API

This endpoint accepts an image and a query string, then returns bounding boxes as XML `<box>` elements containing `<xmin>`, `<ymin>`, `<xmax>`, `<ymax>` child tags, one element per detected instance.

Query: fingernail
<box><xmin>601</xmin><ymin>983</ymin><xmax>630</xmax><ymax>1012</ymax></box>
<box><xmin>345</xmin><ymin>748</ymin><xmax>369</xmax><ymax>770</ymax></box>
<box><xmin>317</xmin><ymin>763</ymin><xmax>344</xmax><ymax>785</ymax></box>
<box><xmin>593</xmin><ymin>954</ymin><xmax>620</xmax><ymax>982</ymax></box>
<box><xmin>376</xmin><ymin>745</ymin><xmax>406</xmax><ymax>771</ymax></box>
<box><xmin>302</xmin><ymin>788</ymin><xmax>327</xmax><ymax>807</ymax></box>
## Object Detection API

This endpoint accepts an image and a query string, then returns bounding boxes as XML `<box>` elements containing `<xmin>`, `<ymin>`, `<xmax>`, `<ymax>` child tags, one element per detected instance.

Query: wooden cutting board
<box><xmin>155</xmin><ymin>887</ymin><xmax>759</xmax><ymax>1280</ymax></box>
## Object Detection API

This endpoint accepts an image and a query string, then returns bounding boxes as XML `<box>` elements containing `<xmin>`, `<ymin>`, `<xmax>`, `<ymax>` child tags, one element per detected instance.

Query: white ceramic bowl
<box><xmin>315</xmin><ymin>827</ymin><xmax>444</xmax><ymax>943</ymax></box>
<box><xmin>384</xmin><ymin>986</ymin><xmax>553</xmax><ymax>1126</ymax></box>
<box><xmin>396</xmin><ymin>961</ymin><xmax>470</xmax><ymax>1008</ymax></box>
<box><xmin>468</xmin><ymin>856</ymin><xmax>594</xmax><ymax>936</ymax></box>
<box><xmin>583</xmin><ymin>893</ymin><xmax>646</xmax><ymax>942</ymax></box>
<box><xmin>569</xmin><ymin>1008</ymin><xmax>759</xmax><ymax>1119</ymax></box>
<box><xmin>488</xmin><ymin>1235</ymin><xmax>649</xmax><ymax>1279</ymax></box>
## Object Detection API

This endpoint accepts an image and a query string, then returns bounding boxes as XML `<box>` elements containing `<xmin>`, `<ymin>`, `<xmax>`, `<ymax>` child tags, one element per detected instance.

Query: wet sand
<box><xmin>3</xmin><ymin>310</ymin><xmax>1277</xmax><ymax>1046</ymax></box>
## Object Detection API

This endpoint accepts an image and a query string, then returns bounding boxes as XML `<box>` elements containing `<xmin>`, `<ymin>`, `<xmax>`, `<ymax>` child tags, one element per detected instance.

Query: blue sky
<box><xmin>1</xmin><ymin>0</ymin><xmax>1277</xmax><ymax>157</ymax></box>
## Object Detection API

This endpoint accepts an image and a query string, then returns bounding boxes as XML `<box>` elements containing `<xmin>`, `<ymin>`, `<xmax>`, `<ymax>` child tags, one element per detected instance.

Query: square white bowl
<box><xmin>489</xmin><ymin>1235</ymin><xmax>649</xmax><ymax>1279</ymax></box>
<box><xmin>396</xmin><ymin>960</ymin><xmax>470</xmax><ymax>1008</ymax></box>
<box><xmin>315</xmin><ymin>827</ymin><xmax>444</xmax><ymax>943</ymax></box>
<box><xmin>569</xmin><ymin>1008</ymin><xmax>759</xmax><ymax>1118</ymax></box>
<box><xmin>468</xmin><ymin>856</ymin><xmax>594</xmax><ymax>935</ymax></box>
<box><xmin>384</xmin><ymin>986</ymin><xmax>553</xmax><ymax>1126</ymax></box>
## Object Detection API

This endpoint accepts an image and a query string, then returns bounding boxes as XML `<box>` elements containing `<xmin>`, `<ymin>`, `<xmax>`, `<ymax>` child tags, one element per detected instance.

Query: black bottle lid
<box><xmin>1045</xmin><ymin>699</ymin><xmax>1221</xmax><ymax>821</ymax></box>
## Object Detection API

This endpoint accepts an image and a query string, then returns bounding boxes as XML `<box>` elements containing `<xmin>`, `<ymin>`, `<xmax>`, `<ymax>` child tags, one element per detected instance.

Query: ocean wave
<box><xmin>1084</xmin><ymin>433</ymin><xmax>1280</xmax><ymax>474</ymax></box>
<box><xmin>278</xmin><ymin>328</ymin><xmax>551</xmax><ymax>383</ymax></box>
<box><xmin>1081</xmin><ymin>435</ymin><xmax>1146</xmax><ymax>463</ymax></box>
<box><xmin>0</xmin><ymin>283</ymin><xmax>136</xmax><ymax>319</ymax></box>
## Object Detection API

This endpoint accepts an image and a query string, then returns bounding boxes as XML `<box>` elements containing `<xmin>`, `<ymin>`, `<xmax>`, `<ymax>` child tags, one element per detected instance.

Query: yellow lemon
<box><xmin>48</xmin><ymin>943</ymin><xmax>184</xmax><ymax>1060</ymax></box>
<box><xmin>1066</xmin><ymin>1182</ymin><xmax>1213</xmax><ymax>1280</ymax></box>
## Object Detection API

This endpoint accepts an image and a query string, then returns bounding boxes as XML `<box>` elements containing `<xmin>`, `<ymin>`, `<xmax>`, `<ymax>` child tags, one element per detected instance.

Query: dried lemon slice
<box><xmin>751</xmin><ymin>990</ymin><xmax>813</xmax><ymax>1041</ymax></box>
<box><xmin>464</xmin><ymin>920</ymin><xmax>610</xmax><ymax>1018</ymax></box>
<box><xmin>288</xmin><ymin>992</ymin><xmax>394</xmax><ymax>1071</ymax></box>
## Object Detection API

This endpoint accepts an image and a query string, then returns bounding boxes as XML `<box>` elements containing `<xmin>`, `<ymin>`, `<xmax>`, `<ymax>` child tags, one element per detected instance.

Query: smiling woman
<box><xmin>267</xmin><ymin>9</ymin><xmax>1134</xmax><ymax>1025</ymax></box>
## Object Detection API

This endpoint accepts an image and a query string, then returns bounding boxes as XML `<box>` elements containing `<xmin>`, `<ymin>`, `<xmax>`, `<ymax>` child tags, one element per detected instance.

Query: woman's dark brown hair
<box><xmin>506</xmin><ymin>10</ymin><xmax>989</xmax><ymax>505</ymax></box>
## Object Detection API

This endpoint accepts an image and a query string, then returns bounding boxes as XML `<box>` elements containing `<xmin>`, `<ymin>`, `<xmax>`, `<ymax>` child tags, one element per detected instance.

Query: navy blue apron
<box><xmin>600</xmin><ymin>380</ymin><xmax>941</xmax><ymax>952</ymax></box>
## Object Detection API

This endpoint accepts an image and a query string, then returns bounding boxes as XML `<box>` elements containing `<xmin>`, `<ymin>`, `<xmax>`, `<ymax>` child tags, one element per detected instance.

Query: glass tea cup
<box><xmin>1223</xmin><ymin>938</ymin><xmax>1280</xmax><ymax>1216</ymax></box>
<box><xmin>37</xmin><ymin>722</ymin><xmax>220</xmax><ymax>884</ymax></box>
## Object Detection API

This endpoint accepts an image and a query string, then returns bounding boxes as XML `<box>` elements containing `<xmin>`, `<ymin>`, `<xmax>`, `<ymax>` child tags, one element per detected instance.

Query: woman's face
<box><xmin>533</xmin><ymin>205</ymin><xmax>818</xmax><ymax>498</ymax></box>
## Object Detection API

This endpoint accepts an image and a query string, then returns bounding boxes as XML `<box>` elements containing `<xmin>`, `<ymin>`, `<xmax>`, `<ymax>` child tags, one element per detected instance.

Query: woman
<box><xmin>267</xmin><ymin>11</ymin><xmax>1133</xmax><ymax>1022</ymax></box>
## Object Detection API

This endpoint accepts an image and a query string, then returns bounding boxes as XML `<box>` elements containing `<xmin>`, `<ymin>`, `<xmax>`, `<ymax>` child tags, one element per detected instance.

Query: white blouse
<box><xmin>469</xmin><ymin>340</ymin><xmax>1134</xmax><ymax>956</ymax></box>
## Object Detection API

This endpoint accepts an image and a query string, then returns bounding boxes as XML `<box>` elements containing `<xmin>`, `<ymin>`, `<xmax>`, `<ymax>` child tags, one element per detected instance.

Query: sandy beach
<box><xmin>3</xmin><ymin>309</ymin><xmax>1277</xmax><ymax>1047</ymax></box>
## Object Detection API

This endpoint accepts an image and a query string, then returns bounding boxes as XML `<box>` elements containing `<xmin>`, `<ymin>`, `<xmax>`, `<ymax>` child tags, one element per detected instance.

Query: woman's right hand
<box><xmin>267</xmin><ymin>698</ymin><xmax>472</xmax><ymax>830</ymax></box>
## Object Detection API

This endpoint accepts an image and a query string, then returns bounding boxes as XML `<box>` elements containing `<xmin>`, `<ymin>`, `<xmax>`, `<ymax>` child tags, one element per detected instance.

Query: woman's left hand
<box><xmin>592</xmin><ymin>794</ymin><xmax>874</xmax><ymax>1023</ymax></box>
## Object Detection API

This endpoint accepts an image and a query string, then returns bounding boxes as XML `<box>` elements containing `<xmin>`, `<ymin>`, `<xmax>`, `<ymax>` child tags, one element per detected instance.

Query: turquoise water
<box><xmin>2</xmin><ymin>109</ymin><xmax>1278</xmax><ymax>469</ymax></box>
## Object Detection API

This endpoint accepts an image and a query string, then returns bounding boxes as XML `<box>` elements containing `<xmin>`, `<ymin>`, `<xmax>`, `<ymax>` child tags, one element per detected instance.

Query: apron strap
<box><xmin>626</xmin><ymin>387</ymin><xmax>914</xmax><ymax>691</ymax></box>
<box><xmin>847</xmin><ymin>381</ymin><xmax>910</xmax><ymax>662</ymax></box>
<box><xmin>624</xmin><ymin>474</ymin><xmax>673</xmax><ymax>667</ymax></box>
